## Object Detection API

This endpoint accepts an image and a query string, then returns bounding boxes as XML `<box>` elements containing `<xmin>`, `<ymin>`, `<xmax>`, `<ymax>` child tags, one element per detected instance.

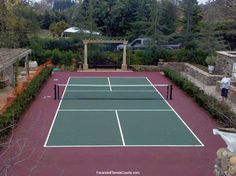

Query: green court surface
<box><xmin>45</xmin><ymin>77</ymin><xmax>203</xmax><ymax>147</ymax></box>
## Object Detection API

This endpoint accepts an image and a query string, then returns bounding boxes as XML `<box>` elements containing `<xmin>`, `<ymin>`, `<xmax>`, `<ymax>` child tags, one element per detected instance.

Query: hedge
<box><xmin>0</xmin><ymin>66</ymin><xmax>53</xmax><ymax>141</ymax></box>
<box><xmin>164</xmin><ymin>67</ymin><xmax>236</xmax><ymax>127</ymax></box>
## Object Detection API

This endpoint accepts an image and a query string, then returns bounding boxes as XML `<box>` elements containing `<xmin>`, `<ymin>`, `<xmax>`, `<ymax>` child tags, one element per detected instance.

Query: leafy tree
<box><xmin>49</xmin><ymin>21</ymin><xmax>70</xmax><ymax>37</ymax></box>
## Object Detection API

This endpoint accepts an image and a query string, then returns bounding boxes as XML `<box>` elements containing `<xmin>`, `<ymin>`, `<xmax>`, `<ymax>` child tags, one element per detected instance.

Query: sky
<box><xmin>198</xmin><ymin>0</ymin><xmax>209</xmax><ymax>4</ymax></box>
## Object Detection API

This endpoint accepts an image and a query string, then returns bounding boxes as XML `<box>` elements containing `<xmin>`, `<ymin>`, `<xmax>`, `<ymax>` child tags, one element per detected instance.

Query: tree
<box><xmin>41</xmin><ymin>10</ymin><xmax>57</xmax><ymax>29</ymax></box>
<box><xmin>49</xmin><ymin>21</ymin><xmax>70</xmax><ymax>37</ymax></box>
<box><xmin>127</xmin><ymin>0</ymin><xmax>152</xmax><ymax>38</ymax></box>
<box><xmin>53</xmin><ymin>0</ymin><xmax>74</xmax><ymax>12</ymax></box>
<box><xmin>159</xmin><ymin>0</ymin><xmax>177</xmax><ymax>35</ymax></box>
<box><xmin>181</xmin><ymin>0</ymin><xmax>202</xmax><ymax>49</ymax></box>
<box><xmin>198</xmin><ymin>0</ymin><xmax>226</xmax><ymax>53</ymax></box>
<box><xmin>93</xmin><ymin>0</ymin><xmax>128</xmax><ymax>36</ymax></box>
<box><xmin>0</xmin><ymin>0</ymin><xmax>39</xmax><ymax>47</ymax></box>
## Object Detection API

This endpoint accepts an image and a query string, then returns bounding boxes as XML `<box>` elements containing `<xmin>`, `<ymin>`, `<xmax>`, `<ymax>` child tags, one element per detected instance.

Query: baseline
<box><xmin>58</xmin><ymin>109</ymin><xmax>173</xmax><ymax>112</ymax></box>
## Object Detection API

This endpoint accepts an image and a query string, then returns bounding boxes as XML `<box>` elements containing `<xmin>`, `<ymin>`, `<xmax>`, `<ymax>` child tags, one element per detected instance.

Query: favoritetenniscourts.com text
<box><xmin>96</xmin><ymin>170</ymin><xmax>140</xmax><ymax>175</ymax></box>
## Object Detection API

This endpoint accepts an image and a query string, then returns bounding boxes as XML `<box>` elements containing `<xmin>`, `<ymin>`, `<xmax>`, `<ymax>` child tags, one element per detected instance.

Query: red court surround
<box><xmin>0</xmin><ymin>71</ymin><xmax>224</xmax><ymax>176</ymax></box>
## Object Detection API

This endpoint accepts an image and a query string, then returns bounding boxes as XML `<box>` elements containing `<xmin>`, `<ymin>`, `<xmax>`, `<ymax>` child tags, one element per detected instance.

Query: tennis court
<box><xmin>44</xmin><ymin>77</ymin><xmax>203</xmax><ymax>147</ymax></box>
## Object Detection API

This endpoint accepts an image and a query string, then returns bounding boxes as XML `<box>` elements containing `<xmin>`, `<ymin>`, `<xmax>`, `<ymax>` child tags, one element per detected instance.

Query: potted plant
<box><xmin>205</xmin><ymin>55</ymin><xmax>216</xmax><ymax>74</ymax></box>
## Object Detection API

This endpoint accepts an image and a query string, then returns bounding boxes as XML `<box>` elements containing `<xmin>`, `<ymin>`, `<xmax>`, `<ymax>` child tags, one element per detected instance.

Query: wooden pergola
<box><xmin>0</xmin><ymin>48</ymin><xmax>31</xmax><ymax>87</ymax></box>
<box><xmin>82</xmin><ymin>39</ymin><xmax>128</xmax><ymax>70</ymax></box>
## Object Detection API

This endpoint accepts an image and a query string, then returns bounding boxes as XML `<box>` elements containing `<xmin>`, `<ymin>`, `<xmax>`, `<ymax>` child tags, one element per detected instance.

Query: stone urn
<box><xmin>206</xmin><ymin>55</ymin><xmax>216</xmax><ymax>74</ymax></box>
<box><xmin>208</xmin><ymin>65</ymin><xmax>215</xmax><ymax>74</ymax></box>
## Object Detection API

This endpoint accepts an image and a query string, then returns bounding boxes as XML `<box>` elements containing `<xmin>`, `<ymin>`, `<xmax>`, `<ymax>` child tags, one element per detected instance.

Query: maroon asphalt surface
<box><xmin>0</xmin><ymin>71</ymin><xmax>225</xmax><ymax>176</ymax></box>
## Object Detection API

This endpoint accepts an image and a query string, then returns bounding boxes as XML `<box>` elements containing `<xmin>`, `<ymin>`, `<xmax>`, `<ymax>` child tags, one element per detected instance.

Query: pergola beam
<box><xmin>83</xmin><ymin>39</ymin><xmax>128</xmax><ymax>44</ymax></box>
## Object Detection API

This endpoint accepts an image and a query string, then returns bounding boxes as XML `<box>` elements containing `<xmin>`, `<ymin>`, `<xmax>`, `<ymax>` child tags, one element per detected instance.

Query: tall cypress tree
<box><xmin>181</xmin><ymin>0</ymin><xmax>202</xmax><ymax>49</ymax></box>
<box><xmin>159</xmin><ymin>0</ymin><xmax>177</xmax><ymax>35</ymax></box>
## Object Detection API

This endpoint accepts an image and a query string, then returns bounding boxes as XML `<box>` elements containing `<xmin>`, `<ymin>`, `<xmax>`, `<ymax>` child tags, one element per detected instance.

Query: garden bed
<box><xmin>0</xmin><ymin>66</ymin><xmax>53</xmax><ymax>142</ymax></box>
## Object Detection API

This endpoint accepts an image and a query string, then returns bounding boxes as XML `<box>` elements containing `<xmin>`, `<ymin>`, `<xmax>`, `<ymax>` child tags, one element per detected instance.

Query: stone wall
<box><xmin>162</xmin><ymin>62</ymin><xmax>185</xmax><ymax>71</ymax></box>
<box><xmin>215</xmin><ymin>51</ymin><xmax>236</xmax><ymax>76</ymax></box>
<box><xmin>130</xmin><ymin>62</ymin><xmax>223</xmax><ymax>85</ymax></box>
<box><xmin>214</xmin><ymin>147</ymin><xmax>236</xmax><ymax>176</ymax></box>
<box><xmin>184</xmin><ymin>63</ymin><xmax>222</xmax><ymax>85</ymax></box>
<box><xmin>130</xmin><ymin>62</ymin><xmax>185</xmax><ymax>72</ymax></box>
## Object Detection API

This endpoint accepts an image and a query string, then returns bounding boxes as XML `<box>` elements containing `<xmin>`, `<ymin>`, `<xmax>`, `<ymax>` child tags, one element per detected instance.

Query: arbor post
<box><xmin>83</xmin><ymin>42</ymin><xmax>88</xmax><ymax>70</ymax></box>
<box><xmin>121</xmin><ymin>41</ymin><xmax>128</xmax><ymax>70</ymax></box>
<box><xmin>25</xmin><ymin>55</ymin><xmax>29</xmax><ymax>78</ymax></box>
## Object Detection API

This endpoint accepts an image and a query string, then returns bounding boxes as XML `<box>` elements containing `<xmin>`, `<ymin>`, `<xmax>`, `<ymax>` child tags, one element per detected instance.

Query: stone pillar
<box><xmin>83</xmin><ymin>42</ymin><xmax>88</xmax><ymax>70</ymax></box>
<box><xmin>121</xmin><ymin>43</ymin><xmax>128</xmax><ymax>70</ymax></box>
<box><xmin>25</xmin><ymin>55</ymin><xmax>29</xmax><ymax>77</ymax></box>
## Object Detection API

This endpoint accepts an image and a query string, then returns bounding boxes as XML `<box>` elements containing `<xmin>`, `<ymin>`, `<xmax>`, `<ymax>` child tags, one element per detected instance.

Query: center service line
<box><xmin>115</xmin><ymin>110</ymin><xmax>125</xmax><ymax>146</ymax></box>
<box><xmin>107</xmin><ymin>77</ymin><xmax>112</xmax><ymax>91</ymax></box>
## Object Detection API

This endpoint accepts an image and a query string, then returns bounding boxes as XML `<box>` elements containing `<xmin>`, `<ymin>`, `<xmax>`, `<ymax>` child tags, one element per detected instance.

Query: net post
<box><xmin>167</xmin><ymin>85</ymin><xmax>169</xmax><ymax>100</ymax></box>
<box><xmin>170</xmin><ymin>85</ymin><xmax>173</xmax><ymax>100</ymax></box>
<box><xmin>54</xmin><ymin>84</ymin><xmax>57</xmax><ymax>100</ymax></box>
<box><xmin>57</xmin><ymin>85</ymin><xmax>60</xmax><ymax>100</ymax></box>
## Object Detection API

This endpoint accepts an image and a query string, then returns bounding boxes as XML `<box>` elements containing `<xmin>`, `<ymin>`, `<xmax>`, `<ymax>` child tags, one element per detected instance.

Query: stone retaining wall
<box><xmin>130</xmin><ymin>62</ymin><xmax>185</xmax><ymax>72</ymax></box>
<box><xmin>215</xmin><ymin>51</ymin><xmax>236</xmax><ymax>75</ymax></box>
<box><xmin>131</xmin><ymin>62</ymin><xmax>223</xmax><ymax>85</ymax></box>
<box><xmin>184</xmin><ymin>63</ymin><xmax>223</xmax><ymax>85</ymax></box>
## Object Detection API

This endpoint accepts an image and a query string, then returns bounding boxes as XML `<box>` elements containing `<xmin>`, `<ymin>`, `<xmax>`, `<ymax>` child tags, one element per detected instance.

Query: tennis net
<box><xmin>54</xmin><ymin>84</ymin><xmax>173</xmax><ymax>100</ymax></box>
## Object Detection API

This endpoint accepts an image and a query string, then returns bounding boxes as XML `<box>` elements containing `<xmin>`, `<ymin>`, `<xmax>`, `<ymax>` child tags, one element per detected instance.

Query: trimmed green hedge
<box><xmin>0</xmin><ymin>66</ymin><xmax>53</xmax><ymax>141</ymax></box>
<box><xmin>164</xmin><ymin>68</ymin><xmax>236</xmax><ymax>127</ymax></box>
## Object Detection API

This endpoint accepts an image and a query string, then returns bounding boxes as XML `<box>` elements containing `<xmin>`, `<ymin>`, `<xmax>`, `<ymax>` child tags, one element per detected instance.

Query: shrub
<box><xmin>164</xmin><ymin>68</ymin><xmax>236</xmax><ymax>127</ymax></box>
<box><xmin>0</xmin><ymin>66</ymin><xmax>53</xmax><ymax>141</ymax></box>
<box><xmin>205</xmin><ymin>55</ymin><xmax>217</xmax><ymax>65</ymax></box>
<box><xmin>171</xmin><ymin>49</ymin><xmax>208</xmax><ymax>65</ymax></box>
<box><xmin>128</xmin><ymin>50</ymin><xmax>145</xmax><ymax>65</ymax></box>
<box><xmin>29</xmin><ymin>37</ymin><xmax>83</xmax><ymax>65</ymax></box>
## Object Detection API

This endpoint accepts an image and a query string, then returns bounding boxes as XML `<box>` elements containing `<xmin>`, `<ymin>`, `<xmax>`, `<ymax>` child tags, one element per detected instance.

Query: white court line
<box><xmin>45</xmin><ymin>77</ymin><xmax>203</xmax><ymax>148</ymax></box>
<box><xmin>66</xmin><ymin>90</ymin><xmax>157</xmax><ymax>92</ymax></box>
<box><xmin>145</xmin><ymin>77</ymin><xmax>204</xmax><ymax>147</ymax></box>
<box><xmin>59</xmin><ymin>109</ymin><xmax>173</xmax><ymax>112</ymax></box>
<box><xmin>69</xmin><ymin>77</ymin><xmax>147</xmax><ymax>79</ymax></box>
<box><xmin>107</xmin><ymin>77</ymin><xmax>112</xmax><ymax>91</ymax></box>
<box><xmin>60</xmin><ymin>84</ymin><xmax>169</xmax><ymax>87</ymax></box>
<box><xmin>115</xmin><ymin>110</ymin><xmax>125</xmax><ymax>146</ymax></box>
<box><xmin>45</xmin><ymin>144</ymin><xmax>203</xmax><ymax>148</ymax></box>
<box><xmin>44</xmin><ymin>77</ymin><xmax>71</xmax><ymax>147</ymax></box>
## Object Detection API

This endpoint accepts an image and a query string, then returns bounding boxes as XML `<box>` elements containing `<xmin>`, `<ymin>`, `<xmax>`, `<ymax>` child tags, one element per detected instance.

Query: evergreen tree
<box><xmin>159</xmin><ymin>0</ymin><xmax>177</xmax><ymax>35</ymax></box>
<box><xmin>53</xmin><ymin>0</ymin><xmax>74</xmax><ymax>12</ymax></box>
<box><xmin>198</xmin><ymin>1</ymin><xmax>226</xmax><ymax>53</ymax></box>
<box><xmin>181</xmin><ymin>0</ymin><xmax>202</xmax><ymax>49</ymax></box>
